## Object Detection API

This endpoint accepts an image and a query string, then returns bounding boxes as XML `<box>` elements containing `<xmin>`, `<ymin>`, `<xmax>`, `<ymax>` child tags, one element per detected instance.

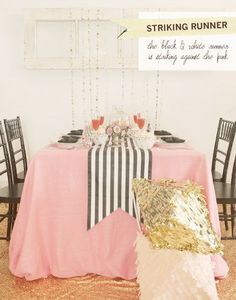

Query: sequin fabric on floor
<box><xmin>0</xmin><ymin>205</ymin><xmax>235</xmax><ymax>300</ymax></box>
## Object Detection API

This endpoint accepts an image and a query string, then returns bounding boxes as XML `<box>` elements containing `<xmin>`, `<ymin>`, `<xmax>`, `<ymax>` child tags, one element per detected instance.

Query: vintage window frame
<box><xmin>24</xmin><ymin>8</ymin><xmax>139</xmax><ymax>69</ymax></box>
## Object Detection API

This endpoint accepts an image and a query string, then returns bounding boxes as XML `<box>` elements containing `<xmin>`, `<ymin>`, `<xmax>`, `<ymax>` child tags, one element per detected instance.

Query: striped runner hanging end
<box><xmin>87</xmin><ymin>138</ymin><xmax>152</xmax><ymax>229</ymax></box>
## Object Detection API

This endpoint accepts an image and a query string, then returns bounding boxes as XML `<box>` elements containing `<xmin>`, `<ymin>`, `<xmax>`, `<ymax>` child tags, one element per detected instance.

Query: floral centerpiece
<box><xmin>106</xmin><ymin>121</ymin><xmax>131</xmax><ymax>146</ymax></box>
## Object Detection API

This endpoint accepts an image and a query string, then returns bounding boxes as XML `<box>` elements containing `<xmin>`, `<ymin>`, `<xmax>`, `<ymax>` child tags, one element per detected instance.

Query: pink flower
<box><xmin>113</xmin><ymin>125</ymin><xmax>121</xmax><ymax>134</ymax></box>
<box><xmin>106</xmin><ymin>127</ymin><xmax>113</xmax><ymax>136</ymax></box>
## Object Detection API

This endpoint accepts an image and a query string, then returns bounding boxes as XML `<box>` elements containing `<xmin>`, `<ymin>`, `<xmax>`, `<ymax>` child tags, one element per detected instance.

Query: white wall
<box><xmin>0</xmin><ymin>0</ymin><xmax>236</xmax><ymax>179</ymax></box>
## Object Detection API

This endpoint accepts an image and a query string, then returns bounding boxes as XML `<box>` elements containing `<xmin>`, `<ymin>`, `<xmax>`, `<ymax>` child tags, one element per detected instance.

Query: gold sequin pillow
<box><xmin>132</xmin><ymin>179</ymin><xmax>223</xmax><ymax>254</ymax></box>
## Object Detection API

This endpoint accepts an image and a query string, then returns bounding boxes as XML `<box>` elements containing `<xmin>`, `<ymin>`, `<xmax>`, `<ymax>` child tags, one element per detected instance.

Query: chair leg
<box><xmin>6</xmin><ymin>203</ymin><xmax>13</xmax><ymax>241</ymax></box>
<box><xmin>231</xmin><ymin>204</ymin><xmax>235</xmax><ymax>237</ymax></box>
<box><xmin>223</xmin><ymin>204</ymin><xmax>229</xmax><ymax>230</ymax></box>
<box><xmin>12</xmin><ymin>203</ymin><xmax>18</xmax><ymax>227</ymax></box>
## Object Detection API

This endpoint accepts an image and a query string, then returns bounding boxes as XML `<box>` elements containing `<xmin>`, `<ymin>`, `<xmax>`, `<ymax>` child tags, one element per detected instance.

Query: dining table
<box><xmin>9</xmin><ymin>142</ymin><xmax>229</xmax><ymax>281</ymax></box>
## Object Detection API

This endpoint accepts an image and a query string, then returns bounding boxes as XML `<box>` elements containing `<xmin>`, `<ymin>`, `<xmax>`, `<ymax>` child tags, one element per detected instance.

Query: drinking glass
<box><xmin>133</xmin><ymin>115</ymin><xmax>138</xmax><ymax>124</ymax></box>
<box><xmin>137</xmin><ymin>118</ymin><xmax>145</xmax><ymax>129</ymax></box>
<box><xmin>92</xmin><ymin>119</ymin><xmax>100</xmax><ymax>131</ymax></box>
<box><xmin>100</xmin><ymin>116</ymin><xmax>104</xmax><ymax>126</ymax></box>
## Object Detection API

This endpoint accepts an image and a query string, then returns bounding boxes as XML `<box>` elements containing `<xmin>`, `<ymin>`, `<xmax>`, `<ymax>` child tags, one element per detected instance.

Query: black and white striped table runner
<box><xmin>87</xmin><ymin>138</ymin><xmax>152</xmax><ymax>229</ymax></box>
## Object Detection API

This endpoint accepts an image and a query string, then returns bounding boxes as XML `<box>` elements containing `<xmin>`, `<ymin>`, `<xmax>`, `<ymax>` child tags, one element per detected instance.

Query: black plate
<box><xmin>154</xmin><ymin>130</ymin><xmax>172</xmax><ymax>136</ymax></box>
<box><xmin>62</xmin><ymin>135</ymin><xmax>80</xmax><ymax>139</ymax></box>
<box><xmin>68</xmin><ymin>129</ymin><xmax>83</xmax><ymax>136</ymax></box>
<box><xmin>161</xmin><ymin>137</ymin><xmax>185</xmax><ymax>143</ymax></box>
<box><xmin>58</xmin><ymin>138</ymin><xmax>78</xmax><ymax>143</ymax></box>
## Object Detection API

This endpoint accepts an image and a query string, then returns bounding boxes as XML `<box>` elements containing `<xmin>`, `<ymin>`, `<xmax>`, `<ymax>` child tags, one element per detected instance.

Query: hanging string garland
<box><xmin>116</xmin><ymin>22</ymin><xmax>120</xmax><ymax>63</ymax></box>
<box><xmin>145</xmin><ymin>74</ymin><xmax>149</xmax><ymax>120</ymax></box>
<box><xmin>68</xmin><ymin>8</ymin><xmax>160</xmax><ymax>129</ymax></box>
<box><xmin>95</xmin><ymin>9</ymin><xmax>100</xmax><ymax>116</ymax></box>
<box><xmin>120</xmin><ymin>9</ymin><xmax>125</xmax><ymax>110</ymax></box>
<box><xmin>81</xmin><ymin>8</ymin><xmax>87</xmax><ymax>125</ymax></box>
<box><xmin>131</xmin><ymin>69</ymin><xmax>134</xmax><ymax>117</ymax></box>
<box><xmin>105</xmin><ymin>69</ymin><xmax>108</xmax><ymax>116</ymax></box>
<box><xmin>87</xmin><ymin>9</ymin><xmax>93</xmax><ymax>118</ymax></box>
<box><xmin>130</xmin><ymin>14</ymin><xmax>135</xmax><ymax>117</ymax></box>
<box><xmin>154</xmin><ymin>8</ymin><xmax>161</xmax><ymax>130</ymax></box>
<box><xmin>155</xmin><ymin>72</ymin><xmax>160</xmax><ymax>130</ymax></box>
<box><xmin>69</xmin><ymin>8</ymin><xmax>75</xmax><ymax>128</ymax></box>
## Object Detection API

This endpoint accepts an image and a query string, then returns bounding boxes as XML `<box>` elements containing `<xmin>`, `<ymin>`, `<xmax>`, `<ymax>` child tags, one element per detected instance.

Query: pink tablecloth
<box><xmin>9</xmin><ymin>146</ymin><xmax>229</xmax><ymax>280</ymax></box>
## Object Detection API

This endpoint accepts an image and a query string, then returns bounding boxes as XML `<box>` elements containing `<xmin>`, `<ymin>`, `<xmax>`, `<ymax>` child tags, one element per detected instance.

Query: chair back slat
<box><xmin>215</xmin><ymin>158</ymin><xmax>225</xmax><ymax>165</ymax></box>
<box><xmin>4</xmin><ymin>117</ymin><xmax>27</xmax><ymax>184</ymax></box>
<box><xmin>7</xmin><ymin>122</ymin><xmax>22</xmax><ymax>140</ymax></box>
<box><xmin>0</xmin><ymin>169</ymin><xmax>8</xmax><ymax>176</ymax></box>
<box><xmin>13</xmin><ymin>149</ymin><xmax>22</xmax><ymax>155</ymax></box>
<box><xmin>219</xmin><ymin>119</ymin><xmax>235</xmax><ymax>141</ymax></box>
<box><xmin>0</xmin><ymin>158</ymin><xmax>6</xmax><ymax>164</ymax></box>
<box><xmin>217</xmin><ymin>149</ymin><xmax>226</xmax><ymax>156</ymax></box>
<box><xmin>15</xmin><ymin>158</ymin><xmax>24</xmax><ymax>164</ymax></box>
<box><xmin>212</xmin><ymin>118</ymin><xmax>236</xmax><ymax>182</ymax></box>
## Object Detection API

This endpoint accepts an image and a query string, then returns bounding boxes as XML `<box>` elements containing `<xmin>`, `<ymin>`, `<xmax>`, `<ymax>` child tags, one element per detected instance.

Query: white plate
<box><xmin>154</xmin><ymin>142</ymin><xmax>191</xmax><ymax>150</ymax></box>
<box><xmin>49</xmin><ymin>141</ymin><xmax>84</xmax><ymax>150</ymax></box>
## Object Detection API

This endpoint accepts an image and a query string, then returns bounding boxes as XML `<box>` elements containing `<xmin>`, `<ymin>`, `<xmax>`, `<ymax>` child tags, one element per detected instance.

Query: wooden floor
<box><xmin>0</xmin><ymin>207</ymin><xmax>235</xmax><ymax>299</ymax></box>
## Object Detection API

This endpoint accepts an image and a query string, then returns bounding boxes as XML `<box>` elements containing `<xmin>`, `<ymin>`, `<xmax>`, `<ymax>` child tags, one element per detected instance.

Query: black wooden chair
<box><xmin>0</xmin><ymin>121</ymin><xmax>23</xmax><ymax>240</ymax></box>
<box><xmin>214</xmin><ymin>154</ymin><xmax>236</xmax><ymax>240</ymax></box>
<box><xmin>211</xmin><ymin>118</ymin><xmax>236</xmax><ymax>231</ymax></box>
<box><xmin>4</xmin><ymin>116</ymin><xmax>27</xmax><ymax>184</ymax></box>
<box><xmin>211</xmin><ymin>118</ymin><xmax>236</xmax><ymax>182</ymax></box>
